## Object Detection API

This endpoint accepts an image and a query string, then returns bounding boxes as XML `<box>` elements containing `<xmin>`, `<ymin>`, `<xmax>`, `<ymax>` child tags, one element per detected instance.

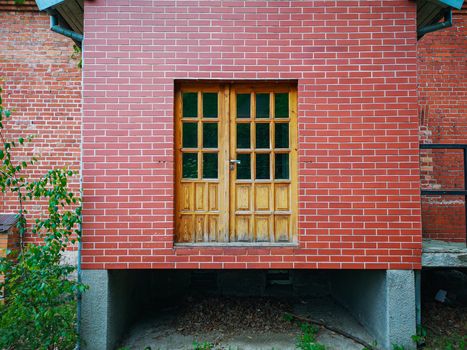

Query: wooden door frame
<box><xmin>175</xmin><ymin>81</ymin><xmax>298</xmax><ymax>244</ymax></box>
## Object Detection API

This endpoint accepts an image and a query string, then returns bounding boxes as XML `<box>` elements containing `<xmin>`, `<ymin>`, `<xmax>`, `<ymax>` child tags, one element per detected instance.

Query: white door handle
<box><xmin>229</xmin><ymin>159</ymin><xmax>241</xmax><ymax>170</ymax></box>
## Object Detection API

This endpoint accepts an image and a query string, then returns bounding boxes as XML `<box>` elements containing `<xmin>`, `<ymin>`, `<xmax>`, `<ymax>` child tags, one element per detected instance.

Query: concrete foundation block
<box><xmin>330</xmin><ymin>269</ymin><xmax>416</xmax><ymax>350</ymax></box>
<box><xmin>80</xmin><ymin>270</ymin><xmax>112</xmax><ymax>350</ymax></box>
<box><xmin>80</xmin><ymin>270</ymin><xmax>146</xmax><ymax>350</ymax></box>
<box><xmin>385</xmin><ymin>270</ymin><xmax>416</xmax><ymax>350</ymax></box>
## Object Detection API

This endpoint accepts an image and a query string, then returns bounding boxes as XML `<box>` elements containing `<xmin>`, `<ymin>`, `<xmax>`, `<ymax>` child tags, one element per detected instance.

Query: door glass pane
<box><xmin>275</xmin><ymin>153</ymin><xmax>289</xmax><ymax>179</ymax></box>
<box><xmin>183</xmin><ymin>153</ymin><xmax>198</xmax><ymax>178</ymax></box>
<box><xmin>237</xmin><ymin>123</ymin><xmax>251</xmax><ymax>149</ymax></box>
<box><xmin>203</xmin><ymin>92</ymin><xmax>218</xmax><ymax>118</ymax></box>
<box><xmin>203</xmin><ymin>153</ymin><xmax>218</xmax><ymax>179</ymax></box>
<box><xmin>183</xmin><ymin>92</ymin><xmax>197</xmax><ymax>118</ymax></box>
<box><xmin>183</xmin><ymin>122</ymin><xmax>197</xmax><ymax>148</ymax></box>
<box><xmin>203</xmin><ymin>123</ymin><xmax>218</xmax><ymax>148</ymax></box>
<box><xmin>256</xmin><ymin>93</ymin><xmax>270</xmax><ymax>118</ymax></box>
<box><xmin>256</xmin><ymin>153</ymin><xmax>270</xmax><ymax>179</ymax></box>
<box><xmin>275</xmin><ymin>123</ymin><xmax>289</xmax><ymax>148</ymax></box>
<box><xmin>237</xmin><ymin>94</ymin><xmax>251</xmax><ymax>118</ymax></box>
<box><xmin>275</xmin><ymin>93</ymin><xmax>289</xmax><ymax>118</ymax></box>
<box><xmin>237</xmin><ymin>153</ymin><xmax>251</xmax><ymax>179</ymax></box>
<box><xmin>255</xmin><ymin>123</ymin><xmax>270</xmax><ymax>149</ymax></box>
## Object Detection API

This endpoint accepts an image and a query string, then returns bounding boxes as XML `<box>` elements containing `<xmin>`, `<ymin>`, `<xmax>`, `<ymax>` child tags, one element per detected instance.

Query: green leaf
<box><xmin>0</xmin><ymin>86</ymin><xmax>85</xmax><ymax>349</ymax></box>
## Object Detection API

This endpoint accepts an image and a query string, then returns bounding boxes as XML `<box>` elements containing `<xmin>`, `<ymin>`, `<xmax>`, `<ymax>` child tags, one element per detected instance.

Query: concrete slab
<box><xmin>423</xmin><ymin>239</ymin><xmax>467</xmax><ymax>267</ymax></box>
<box><xmin>119</xmin><ymin>297</ymin><xmax>373</xmax><ymax>350</ymax></box>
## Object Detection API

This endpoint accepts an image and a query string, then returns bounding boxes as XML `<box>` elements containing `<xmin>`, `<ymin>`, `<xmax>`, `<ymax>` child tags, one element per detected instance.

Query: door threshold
<box><xmin>175</xmin><ymin>242</ymin><xmax>298</xmax><ymax>248</ymax></box>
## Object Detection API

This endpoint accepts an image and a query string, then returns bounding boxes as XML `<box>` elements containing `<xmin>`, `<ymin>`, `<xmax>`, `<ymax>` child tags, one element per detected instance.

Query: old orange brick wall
<box><xmin>418</xmin><ymin>6</ymin><xmax>467</xmax><ymax>243</ymax></box>
<box><xmin>0</xmin><ymin>2</ymin><xmax>82</xmax><ymax>246</ymax></box>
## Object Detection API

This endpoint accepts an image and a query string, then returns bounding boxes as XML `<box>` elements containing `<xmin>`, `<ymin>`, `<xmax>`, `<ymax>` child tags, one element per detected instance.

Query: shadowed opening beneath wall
<box><xmin>109</xmin><ymin>269</ymin><xmax>377</xmax><ymax>350</ymax></box>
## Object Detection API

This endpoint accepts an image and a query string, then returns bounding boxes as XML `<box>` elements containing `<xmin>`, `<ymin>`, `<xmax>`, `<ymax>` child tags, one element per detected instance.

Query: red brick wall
<box><xmin>0</xmin><ymin>7</ymin><xmax>82</xmax><ymax>246</ymax></box>
<box><xmin>418</xmin><ymin>8</ymin><xmax>467</xmax><ymax>243</ymax></box>
<box><xmin>82</xmin><ymin>0</ymin><xmax>421</xmax><ymax>270</ymax></box>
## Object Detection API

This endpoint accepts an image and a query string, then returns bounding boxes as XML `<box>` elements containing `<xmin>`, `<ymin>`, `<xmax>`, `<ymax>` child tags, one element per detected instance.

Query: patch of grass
<box><xmin>411</xmin><ymin>326</ymin><xmax>427</xmax><ymax>346</ymax></box>
<box><xmin>296</xmin><ymin>323</ymin><xmax>326</xmax><ymax>350</ymax></box>
<box><xmin>193</xmin><ymin>341</ymin><xmax>214</xmax><ymax>350</ymax></box>
<box><xmin>283</xmin><ymin>312</ymin><xmax>294</xmax><ymax>323</ymax></box>
<box><xmin>392</xmin><ymin>344</ymin><xmax>405</xmax><ymax>350</ymax></box>
<box><xmin>425</xmin><ymin>333</ymin><xmax>467</xmax><ymax>350</ymax></box>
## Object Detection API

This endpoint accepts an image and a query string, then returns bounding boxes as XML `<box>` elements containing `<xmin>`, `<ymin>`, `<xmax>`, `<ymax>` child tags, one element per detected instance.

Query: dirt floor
<box><xmin>174</xmin><ymin>297</ymin><xmax>296</xmax><ymax>335</ymax></box>
<box><xmin>119</xmin><ymin>296</ymin><xmax>373</xmax><ymax>350</ymax></box>
<box><xmin>422</xmin><ymin>302</ymin><xmax>467</xmax><ymax>350</ymax></box>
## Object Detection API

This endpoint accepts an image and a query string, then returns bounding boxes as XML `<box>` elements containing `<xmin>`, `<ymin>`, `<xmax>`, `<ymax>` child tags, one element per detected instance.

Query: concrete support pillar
<box><xmin>331</xmin><ymin>270</ymin><xmax>416</xmax><ymax>350</ymax></box>
<box><xmin>80</xmin><ymin>270</ymin><xmax>143</xmax><ymax>350</ymax></box>
<box><xmin>80</xmin><ymin>270</ymin><xmax>113</xmax><ymax>350</ymax></box>
<box><xmin>385</xmin><ymin>270</ymin><xmax>416</xmax><ymax>349</ymax></box>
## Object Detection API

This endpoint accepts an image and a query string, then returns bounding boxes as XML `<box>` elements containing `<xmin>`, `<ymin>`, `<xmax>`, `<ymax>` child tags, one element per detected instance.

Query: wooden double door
<box><xmin>175</xmin><ymin>82</ymin><xmax>297</xmax><ymax>244</ymax></box>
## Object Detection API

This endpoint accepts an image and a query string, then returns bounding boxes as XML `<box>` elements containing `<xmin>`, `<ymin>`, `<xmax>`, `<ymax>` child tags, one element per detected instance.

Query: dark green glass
<box><xmin>183</xmin><ymin>92</ymin><xmax>197</xmax><ymax>118</ymax></box>
<box><xmin>255</xmin><ymin>123</ymin><xmax>270</xmax><ymax>149</ymax></box>
<box><xmin>203</xmin><ymin>153</ymin><xmax>218</xmax><ymax>179</ymax></box>
<box><xmin>203</xmin><ymin>92</ymin><xmax>218</xmax><ymax>118</ymax></box>
<box><xmin>237</xmin><ymin>123</ymin><xmax>251</xmax><ymax>149</ymax></box>
<box><xmin>237</xmin><ymin>153</ymin><xmax>251</xmax><ymax>180</ymax></box>
<box><xmin>182</xmin><ymin>153</ymin><xmax>198</xmax><ymax>178</ymax></box>
<box><xmin>182</xmin><ymin>122</ymin><xmax>197</xmax><ymax>148</ymax></box>
<box><xmin>275</xmin><ymin>153</ymin><xmax>289</xmax><ymax>179</ymax></box>
<box><xmin>203</xmin><ymin>123</ymin><xmax>218</xmax><ymax>148</ymax></box>
<box><xmin>275</xmin><ymin>93</ymin><xmax>289</xmax><ymax>118</ymax></box>
<box><xmin>256</xmin><ymin>93</ymin><xmax>270</xmax><ymax>118</ymax></box>
<box><xmin>275</xmin><ymin>123</ymin><xmax>289</xmax><ymax>148</ymax></box>
<box><xmin>237</xmin><ymin>94</ymin><xmax>251</xmax><ymax>118</ymax></box>
<box><xmin>256</xmin><ymin>153</ymin><xmax>270</xmax><ymax>179</ymax></box>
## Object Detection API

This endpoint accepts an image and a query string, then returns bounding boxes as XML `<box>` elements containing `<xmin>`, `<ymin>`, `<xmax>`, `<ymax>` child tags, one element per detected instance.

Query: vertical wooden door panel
<box><xmin>274</xmin><ymin>184</ymin><xmax>290</xmax><ymax>211</ymax></box>
<box><xmin>255</xmin><ymin>185</ymin><xmax>270</xmax><ymax>211</ymax></box>
<box><xmin>275</xmin><ymin>215</ymin><xmax>290</xmax><ymax>242</ymax></box>
<box><xmin>236</xmin><ymin>185</ymin><xmax>251</xmax><ymax>211</ymax></box>
<box><xmin>255</xmin><ymin>216</ymin><xmax>272</xmax><ymax>242</ymax></box>
<box><xmin>208</xmin><ymin>183</ymin><xmax>218</xmax><ymax>211</ymax></box>
<box><xmin>235</xmin><ymin>215</ymin><xmax>251</xmax><ymax>242</ymax></box>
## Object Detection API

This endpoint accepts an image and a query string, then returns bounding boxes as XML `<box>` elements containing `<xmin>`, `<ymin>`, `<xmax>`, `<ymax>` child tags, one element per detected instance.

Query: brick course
<box><xmin>418</xmin><ymin>7</ymin><xmax>467</xmax><ymax>243</ymax></box>
<box><xmin>0</xmin><ymin>7</ymin><xmax>82</xmax><ymax>246</ymax></box>
<box><xmin>82</xmin><ymin>0</ymin><xmax>421</xmax><ymax>270</ymax></box>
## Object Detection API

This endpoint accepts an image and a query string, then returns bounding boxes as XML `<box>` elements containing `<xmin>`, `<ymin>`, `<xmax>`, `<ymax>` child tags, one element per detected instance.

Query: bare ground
<box><xmin>422</xmin><ymin>302</ymin><xmax>467</xmax><ymax>350</ymax></box>
<box><xmin>120</xmin><ymin>296</ymin><xmax>370</xmax><ymax>350</ymax></box>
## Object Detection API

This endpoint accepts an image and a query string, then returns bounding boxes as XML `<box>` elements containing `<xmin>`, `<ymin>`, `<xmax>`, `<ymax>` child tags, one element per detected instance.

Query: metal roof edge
<box><xmin>437</xmin><ymin>0</ymin><xmax>464</xmax><ymax>10</ymax></box>
<box><xmin>35</xmin><ymin>0</ymin><xmax>64</xmax><ymax>11</ymax></box>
